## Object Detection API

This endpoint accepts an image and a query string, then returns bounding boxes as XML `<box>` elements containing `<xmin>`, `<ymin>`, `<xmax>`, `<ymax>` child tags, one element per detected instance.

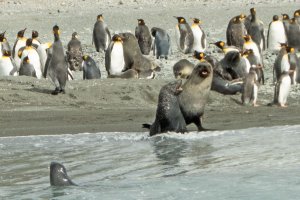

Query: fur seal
<box><xmin>67</xmin><ymin>32</ymin><xmax>83</xmax><ymax>71</ymax></box>
<box><xmin>241</xmin><ymin>67</ymin><xmax>259</xmax><ymax>106</ymax></box>
<box><xmin>50</xmin><ymin>162</ymin><xmax>77</xmax><ymax>186</ymax></box>
<box><xmin>173</xmin><ymin>59</ymin><xmax>194</xmax><ymax>79</ymax></box>
<box><xmin>174</xmin><ymin>16</ymin><xmax>194</xmax><ymax>54</ymax></box>
<box><xmin>143</xmin><ymin>80</ymin><xmax>187</xmax><ymax>136</ymax></box>
<box><xmin>178</xmin><ymin>62</ymin><xmax>213</xmax><ymax>131</ymax></box>
<box><xmin>151</xmin><ymin>27</ymin><xmax>170</xmax><ymax>59</ymax></box>
<box><xmin>82</xmin><ymin>55</ymin><xmax>101</xmax><ymax>79</ymax></box>
<box><xmin>107</xmin><ymin>68</ymin><xmax>139</xmax><ymax>79</ymax></box>
<box><xmin>118</xmin><ymin>32</ymin><xmax>160</xmax><ymax>78</ymax></box>
<box><xmin>93</xmin><ymin>14</ymin><xmax>111</xmax><ymax>52</ymax></box>
<box><xmin>46</xmin><ymin>25</ymin><xmax>68</xmax><ymax>95</ymax></box>
<box><xmin>135</xmin><ymin>19</ymin><xmax>152</xmax><ymax>55</ymax></box>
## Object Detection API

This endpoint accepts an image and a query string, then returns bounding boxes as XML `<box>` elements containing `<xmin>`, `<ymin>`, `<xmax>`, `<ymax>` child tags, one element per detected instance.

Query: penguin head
<box><xmin>294</xmin><ymin>10</ymin><xmax>300</xmax><ymax>17</ymax></box>
<box><xmin>137</xmin><ymin>19</ymin><xmax>145</xmax><ymax>25</ymax></box>
<box><xmin>239</xmin><ymin>14</ymin><xmax>246</xmax><ymax>20</ymax></box>
<box><xmin>150</xmin><ymin>27</ymin><xmax>157</xmax><ymax>37</ymax></box>
<box><xmin>112</xmin><ymin>34</ymin><xmax>123</xmax><ymax>42</ymax></box>
<box><xmin>97</xmin><ymin>14</ymin><xmax>104</xmax><ymax>21</ymax></box>
<box><xmin>290</xmin><ymin>18</ymin><xmax>297</xmax><ymax>24</ymax></box>
<box><xmin>213</xmin><ymin>41</ymin><xmax>226</xmax><ymax>50</ymax></box>
<box><xmin>174</xmin><ymin>16</ymin><xmax>186</xmax><ymax>24</ymax></box>
<box><xmin>0</xmin><ymin>31</ymin><xmax>6</xmax><ymax>42</ymax></box>
<box><xmin>26</xmin><ymin>38</ymin><xmax>33</xmax><ymax>47</ymax></box>
<box><xmin>82</xmin><ymin>55</ymin><xmax>90</xmax><ymax>61</ymax></box>
<box><xmin>23</xmin><ymin>56</ymin><xmax>30</xmax><ymax>63</ymax></box>
<box><xmin>192</xmin><ymin>18</ymin><xmax>202</xmax><ymax>24</ymax></box>
<box><xmin>72</xmin><ymin>32</ymin><xmax>78</xmax><ymax>39</ymax></box>
<box><xmin>243</xmin><ymin>35</ymin><xmax>252</xmax><ymax>42</ymax></box>
<box><xmin>282</xmin><ymin>14</ymin><xmax>290</xmax><ymax>20</ymax></box>
<box><xmin>250</xmin><ymin>7</ymin><xmax>256</xmax><ymax>15</ymax></box>
<box><xmin>193</xmin><ymin>51</ymin><xmax>206</xmax><ymax>62</ymax></box>
<box><xmin>17</xmin><ymin>28</ymin><xmax>26</xmax><ymax>38</ymax></box>
<box><xmin>53</xmin><ymin>25</ymin><xmax>60</xmax><ymax>35</ymax></box>
<box><xmin>233</xmin><ymin>16</ymin><xmax>242</xmax><ymax>23</ymax></box>
<box><xmin>286</xmin><ymin>46</ymin><xmax>295</xmax><ymax>53</ymax></box>
<box><xmin>279</xmin><ymin>43</ymin><xmax>288</xmax><ymax>48</ymax></box>
<box><xmin>272</xmin><ymin>15</ymin><xmax>279</xmax><ymax>21</ymax></box>
<box><xmin>32</xmin><ymin>30</ymin><xmax>39</xmax><ymax>39</ymax></box>
<box><xmin>3</xmin><ymin>50</ymin><xmax>11</xmax><ymax>57</ymax></box>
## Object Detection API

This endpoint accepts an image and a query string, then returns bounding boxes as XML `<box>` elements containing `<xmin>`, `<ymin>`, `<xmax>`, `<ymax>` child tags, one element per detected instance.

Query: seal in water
<box><xmin>50</xmin><ymin>162</ymin><xmax>77</xmax><ymax>186</ymax></box>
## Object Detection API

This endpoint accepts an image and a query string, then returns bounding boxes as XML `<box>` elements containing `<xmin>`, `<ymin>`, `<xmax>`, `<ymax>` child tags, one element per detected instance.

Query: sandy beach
<box><xmin>1</xmin><ymin>0</ymin><xmax>300</xmax><ymax>137</ymax></box>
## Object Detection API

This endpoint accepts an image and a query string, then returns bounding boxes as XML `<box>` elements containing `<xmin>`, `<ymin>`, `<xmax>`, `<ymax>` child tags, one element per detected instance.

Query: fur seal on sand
<box><xmin>173</xmin><ymin>59</ymin><xmax>194</xmax><ymax>79</ymax></box>
<box><xmin>50</xmin><ymin>162</ymin><xmax>77</xmax><ymax>186</ymax></box>
<box><xmin>178</xmin><ymin>62</ymin><xmax>213</xmax><ymax>131</ymax></box>
<box><xmin>143</xmin><ymin>80</ymin><xmax>187</xmax><ymax>136</ymax></box>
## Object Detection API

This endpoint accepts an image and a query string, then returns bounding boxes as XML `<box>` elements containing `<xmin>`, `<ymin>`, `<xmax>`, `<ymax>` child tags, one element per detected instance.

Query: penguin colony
<box><xmin>0</xmin><ymin>9</ymin><xmax>299</xmax><ymax>110</ymax></box>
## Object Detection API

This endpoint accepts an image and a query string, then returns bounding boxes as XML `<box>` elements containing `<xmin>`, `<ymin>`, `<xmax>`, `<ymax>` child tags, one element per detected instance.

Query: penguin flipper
<box><xmin>9</xmin><ymin>57</ymin><xmax>18</xmax><ymax>75</ymax></box>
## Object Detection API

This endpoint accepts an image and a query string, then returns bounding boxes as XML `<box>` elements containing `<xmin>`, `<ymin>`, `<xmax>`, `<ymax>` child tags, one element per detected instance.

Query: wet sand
<box><xmin>1</xmin><ymin>0</ymin><xmax>300</xmax><ymax>137</ymax></box>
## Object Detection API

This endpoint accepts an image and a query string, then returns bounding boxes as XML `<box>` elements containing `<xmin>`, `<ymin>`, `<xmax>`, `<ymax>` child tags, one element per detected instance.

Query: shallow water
<box><xmin>1</xmin><ymin>125</ymin><xmax>300</xmax><ymax>199</ymax></box>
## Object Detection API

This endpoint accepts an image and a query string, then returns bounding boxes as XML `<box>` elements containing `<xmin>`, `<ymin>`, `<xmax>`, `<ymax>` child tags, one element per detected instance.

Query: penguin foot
<box><xmin>51</xmin><ymin>88</ymin><xmax>60</xmax><ymax>95</ymax></box>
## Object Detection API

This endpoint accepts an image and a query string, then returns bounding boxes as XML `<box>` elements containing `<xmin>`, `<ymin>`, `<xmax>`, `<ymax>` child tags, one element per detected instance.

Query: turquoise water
<box><xmin>1</xmin><ymin>125</ymin><xmax>300</xmax><ymax>199</ymax></box>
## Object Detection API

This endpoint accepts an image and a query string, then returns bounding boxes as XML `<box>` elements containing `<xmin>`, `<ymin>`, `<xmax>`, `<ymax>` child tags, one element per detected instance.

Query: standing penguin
<box><xmin>151</xmin><ymin>27</ymin><xmax>170</xmax><ymax>59</ymax></box>
<box><xmin>293</xmin><ymin>9</ymin><xmax>300</xmax><ymax>24</ymax></box>
<box><xmin>19</xmin><ymin>56</ymin><xmax>36</xmax><ymax>77</ymax></box>
<box><xmin>135</xmin><ymin>19</ymin><xmax>152</xmax><ymax>55</ymax></box>
<box><xmin>82</xmin><ymin>55</ymin><xmax>101</xmax><ymax>79</ymax></box>
<box><xmin>105</xmin><ymin>34</ymin><xmax>125</xmax><ymax>76</ymax></box>
<box><xmin>226</xmin><ymin>15</ymin><xmax>247</xmax><ymax>50</ymax></box>
<box><xmin>0</xmin><ymin>31</ymin><xmax>11</xmax><ymax>55</ymax></box>
<box><xmin>66</xmin><ymin>32</ymin><xmax>83</xmax><ymax>71</ymax></box>
<box><xmin>267</xmin><ymin>15</ymin><xmax>287</xmax><ymax>52</ymax></box>
<box><xmin>241</xmin><ymin>67</ymin><xmax>259</xmax><ymax>106</ymax></box>
<box><xmin>93</xmin><ymin>14</ymin><xmax>111</xmax><ymax>52</ymax></box>
<box><xmin>46</xmin><ymin>25</ymin><xmax>68</xmax><ymax>95</ymax></box>
<box><xmin>286</xmin><ymin>46</ymin><xmax>299</xmax><ymax>84</ymax></box>
<box><xmin>191</xmin><ymin>18</ymin><xmax>207</xmax><ymax>52</ymax></box>
<box><xmin>18</xmin><ymin>38</ymin><xmax>42</xmax><ymax>79</ymax></box>
<box><xmin>31</xmin><ymin>30</ymin><xmax>41</xmax><ymax>47</ymax></box>
<box><xmin>174</xmin><ymin>16</ymin><xmax>194</xmax><ymax>54</ymax></box>
<box><xmin>245</xmin><ymin>8</ymin><xmax>265</xmax><ymax>51</ymax></box>
<box><xmin>273</xmin><ymin>71</ymin><xmax>291</xmax><ymax>107</ymax></box>
<box><xmin>243</xmin><ymin>49</ymin><xmax>264</xmax><ymax>84</ymax></box>
<box><xmin>12</xmin><ymin>28</ymin><xmax>27</xmax><ymax>70</ymax></box>
<box><xmin>286</xmin><ymin>18</ymin><xmax>300</xmax><ymax>51</ymax></box>
<box><xmin>243</xmin><ymin>34</ymin><xmax>262</xmax><ymax>66</ymax></box>
<box><xmin>0</xmin><ymin>50</ymin><xmax>17</xmax><ymax>76</ymax></box>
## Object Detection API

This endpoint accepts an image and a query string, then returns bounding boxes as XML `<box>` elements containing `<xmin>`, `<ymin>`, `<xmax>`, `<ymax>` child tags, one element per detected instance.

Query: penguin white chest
<box><xmin>14</xmin><ymin>40</ymin><xmax>26</xmax><ymax>68</ymax></box>
<box><xmin>0</xmin><ymin>57</ymin><xmax>14</xmax><ymax>76</ymax></box>
<box><xmin>278</xmin><ymin>74</ymin><xmax>291</xmax><ymax>105</ymax></box>
<box><xmin>22</xmin><ymin>49</ymin><xmax>42</xmax><ymax>79</ymax></box>
<box><xmin>281</xmin><ymin>54</ymin><xmax>290</xmax><ymax>73</ymax></box>
<box><xmin>268</xmin><ymin>21</ymin><xmax>287</xmax><ymax>51</ymax></box>
<box><xmin>191</xmin><ymin>25</ymin><xmax>205</xmax><ymax>52</ymax></box>
<box><xmin>110</xmin><ymin>42</ymin><xmax>125</xmax><ymax>75</ymax></box>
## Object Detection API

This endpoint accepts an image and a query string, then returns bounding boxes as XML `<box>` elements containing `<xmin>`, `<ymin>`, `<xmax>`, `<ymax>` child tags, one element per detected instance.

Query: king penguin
<box><xmin>191</xmin><ymin>18</ymin><xmax>207</xmax><ymax>52</ymax></box>
<box><xmin>105</xmin><ymin>34</ymin><xmax>125</xmax><ymax>76</ymax></box>
<box><xmin>31</xmin><ymin>30</ymin><xmax>41</xmax><ymax>47</ymax></box>
<box><xmin>12</xmin><ymin>28</ymin><xmax>27</xmax><ymax>70</ymax></box>
<box><xmin>286</xmin><ymin>17</ymin><xmax>300</xmax><ymax>51</ymax></box>
<box><xmin>245</xmin><ymin>8</ymin><xmax>265</xmax><ymax>51</ymax></box>
<box><xmin>82</xmin><ymin>55</ymin><xmax>101</xmax><ymax>79</ymax></box>
<box><xmin>0</xmin><ymin>50</ymin><xmax>17</xmax><ymax>76</ymax></box>
<box><xmin>226</xmin><ymin>15</ymin><xmax>247</xmax><ymax>50</ymax></box>
<box><xmin>212</xmin><ymin>41</ymin><xmax>240</xmax><ymax>54</ymax></box>
<box><xmin>0</xmin><ymin>31</ymin><xmax>11</xmax><ymax>55</ymax></box>
<box><xmin>241</xmin><ymin>67</ymin><xmax>259</xmax><ymax>106</ymax></box>
<box><xmin>282</xmin><ymin>14</ymin><xmax>290</xmax><ymax>35</ymax></box>
<box><xmin>174</xmin><ymin>16</ymin><xmax>194</xmax><ymax>54</ymax></box>
<box><xmin>67</xmin><ymin>32</ymin><xmax>83</xmax><ymax>71</ymax></box>
<box><xmin>273</xmin><ymin>71</ymin><xmax>291</xmax><ymax>107</ymax></box>
<box><xmin>93</xmin><ymin>14</ymin><xmax>111</xmax><ymax>52</ymax></box>
<box><xmin>293</xmin><ymin>9</ymin><xmax>300</xmax><ymax>24</ymax></box>
<box><xmin>267</xmin><ymin>15</ymin><xmax>287</xmax><ymax>52</ymax></box>
<box><xmin>46</xmin><ymin>25</ymin><xmax>68</xmax><ymax>95</ymax></box>
<box><xmin>151</xmin><ymin>27</ymin><xmax>170</xmax><ymax>59</ymax></box>
<box><xmin>18</xmin><ymin>38</ymin><xmax>42</xmax><ymax>79</ymax></box>
<box><xmin>19</xmin><ymin>56</ymin><xmax>36</xmax><ymax>77</ymax></box>
<box><xmin>135</xmin><ymin>19</ymin><xmax>152</xmax><ymax>55</ymax></box>
<box><xmin>273</xmin><ymin>43</ymin><xmax>290</xmax><ymax>83</ymax></box>
<box><xmin>243</xmin><ymin>34</ymin><xmax>262</xmax><ymax>66</ymax></box>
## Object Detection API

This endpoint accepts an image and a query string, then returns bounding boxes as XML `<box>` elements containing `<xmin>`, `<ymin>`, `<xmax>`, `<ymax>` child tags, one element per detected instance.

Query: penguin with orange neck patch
<box><xmin>135</xmin><ymin>19</ymin><xmax>152</xmax><ymax>55</ymax></box>
<box><xmin>174</xmin><ymin>16</ymin><xmax>194</xmax><ymax>54</ymax></box>
<box><xmin>267</xmin><ymin>15</ymin><xmax>287</xmax><ymax>52</ymax></box>
<box><xmin>12</xmin><ymin>28</ymin><xmax>27</xmax><ymax>70</ymax></box>
<box><xmin>191</xmin><ymin>18</ymin><xmax>206</xmax><ymax>52</ymax></box>
<box><xmin>0</xmin><ymin>50</ymin><xmax>17</xmax><ymax>76</ymax></box>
